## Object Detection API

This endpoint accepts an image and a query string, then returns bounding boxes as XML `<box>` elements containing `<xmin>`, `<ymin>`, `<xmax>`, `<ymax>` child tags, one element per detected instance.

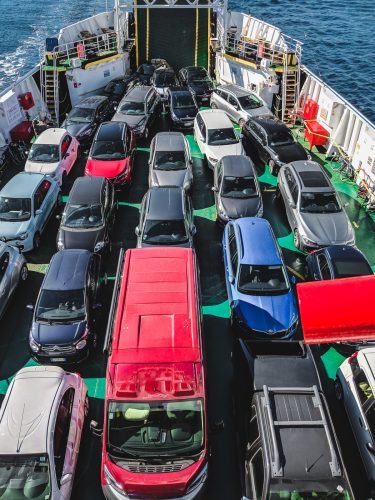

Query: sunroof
<box><xmin>299</xmin><ymin>170</ymin><xmax>330</xmax><ymax>187</ymax></box>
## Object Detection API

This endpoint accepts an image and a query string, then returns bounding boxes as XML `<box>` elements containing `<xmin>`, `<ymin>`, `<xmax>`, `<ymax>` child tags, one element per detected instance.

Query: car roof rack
<box><xmin>261</xmin><ymin>384</ymin><xmax>342</xmax><ymax>478</ymax></box>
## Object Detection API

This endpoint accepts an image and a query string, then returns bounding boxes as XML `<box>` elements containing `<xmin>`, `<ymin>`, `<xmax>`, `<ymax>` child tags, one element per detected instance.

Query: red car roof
<box><xmin>297</xmin><ymin>275</ymin><xmax>375</xmax><ymax>344</ymax></box>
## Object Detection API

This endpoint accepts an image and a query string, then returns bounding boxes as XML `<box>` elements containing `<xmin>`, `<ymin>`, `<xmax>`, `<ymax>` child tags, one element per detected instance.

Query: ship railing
<box><xmin>45</xmin><ymin>31</ymin><xmax>118</xmax><ymax>67</ymax></box>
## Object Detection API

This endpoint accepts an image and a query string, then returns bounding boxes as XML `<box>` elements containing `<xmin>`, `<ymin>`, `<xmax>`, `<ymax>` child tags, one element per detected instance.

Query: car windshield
<box><xmin>138</xmin><ymin>64</ymin><xmax>155</xmax><ymax>76</ymax></box>
<box><xmin>118</xmin><ymin>101</ymin><xmax>144</xmax><ymax>115</ymax></box>
<box><xmin>63</xmin><ymin>203</ymin><xmax>103</xmax><ymax>228</ymax></box>
<box><xmin>154</xmin><ymin>72</ymin><xmax>175</xmax><ymax>87</ymax></box>
<box><xmin>172</xmin><ymin>94</ymin><xmax>196</xmax><ymax>109</ymax></box>
<box><xmin>91</xmin><ymin>140</ymin><xmax>126</xmax><ymax>160</ymax></box>
<box><xmin>67</xmin><ymin>107</ymin><xmax>95</xmax><ymax>123</ymax></box>
<box><xmin>0</xmin><ymin>196</ymin><xmax>31</xmax><ymax>221</ymax></box>
<box><xmin>331</xmin><ymin>257</ymin><xmax>372</xmax><ymax>278</ymax></box>
<box><xmin>221</xmin><ymin>176</ymin><xmax>257</xmax><ymax>198</ymax></box>
<box><xmin>238</xmin><ymin>264</ymin><xmax>289</xmax><ymax>295</ymax></box>
<box><xmin>154</xmin><ymin>151</ymin><xmax>186</xmax><ymax>171</ymax></box>
<box><xmin>29</xmin><ymin>144</ymin><xmax>59</xmax><ymax>162</ymax></box>
<box><xmin>238</xmin><ymin>94</ymin><xmax>262</xmax><ymax>110</ymax></box>
<box><xmin>107</xmin><ymin>399</ymin><xmax>204</xmax><ymax>459</ymax></box>
<box><xmin>36</xmin><ymin>289</ymin><xmax>85</xmax><ymax>322</ymax></box>
<box><xmin>300</xmin><ymin>192</ymin><xmax>342</xmax><ymax>213</ymax></box>
<box><xmin>208</xmin><ymin>128</ymin><xmax>238</xmax><ymax>146</ymax></box>
<box><xmin>0</xmin><ymin>454</ymin><xmax>51</xmax><ymax>500</ymax></box>
<box><xmin>189</xmin><ymin>71</ymin><xmax>210</xmax><ymax>83</ymax></box>
<box><xmin>269</xmin><ymin>129</ymin><xmax>295</xmax><ymax>146</ymax></box>
<box><xmin>269</xmin><ymin>482</ymin><xmax>352</xmax><ymax>499</ymax></box>
<box><xmin>143</xmin><ymin>219</ymin><xmax>188</xmax><ymax>244</ymax></box>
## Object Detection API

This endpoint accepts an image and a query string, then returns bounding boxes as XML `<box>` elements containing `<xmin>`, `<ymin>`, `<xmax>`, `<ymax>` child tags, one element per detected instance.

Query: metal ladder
<box><xmin>39</xmin><ymin>48</ymin><xmax>60</xmax><ymax>125</ymax></box>
<box><xmin>281</xmin><ymin>43</ymin><xmax>302</xmax><ymax>124</ymax></box>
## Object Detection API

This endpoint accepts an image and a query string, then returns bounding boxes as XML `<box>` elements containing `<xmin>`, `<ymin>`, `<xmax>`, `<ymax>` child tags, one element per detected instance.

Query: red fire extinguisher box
<box><xmin>10</xmin><ymin>121</ymin><xmax>33</xmax><ymax>142</ymax></box>
<box><xmin>18</xmin><ymin>92</ymin><xmax>35</xmax><ymax>110</ymax></box>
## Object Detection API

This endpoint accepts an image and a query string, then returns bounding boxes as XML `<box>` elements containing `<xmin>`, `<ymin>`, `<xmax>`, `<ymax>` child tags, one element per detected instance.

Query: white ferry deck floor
<box><xmin>0</xmin><ymin>111</ymin><xmax>372</xmax><ymax>499</ymax></box>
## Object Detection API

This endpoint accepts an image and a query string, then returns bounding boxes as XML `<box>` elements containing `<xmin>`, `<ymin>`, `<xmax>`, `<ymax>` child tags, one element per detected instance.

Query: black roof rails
<box><xmin>261</xmin><ymin>385</ymin><xmax>342</xmax><ymax>479</ymax></box>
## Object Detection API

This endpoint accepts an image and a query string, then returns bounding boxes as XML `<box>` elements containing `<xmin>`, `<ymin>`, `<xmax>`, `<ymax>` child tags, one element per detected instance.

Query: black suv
<box><xmin>242</xmin><ymin>116</ymin><xmax>309</xmax><ymax>175</ymax></box>
<box><xmin>62</xmin><ymin>95</ymin><xmax>113</xmax><ymax>147</ymax></box>
<box><xmin>57</xmin><ymin>176</ymin><xmax>116</xmax><ymax>253</ymax></box>
<box><xmin>29</xmin><ymin>249</ymin><xmax>102</xmax><ymax>364</ymax></box>
<box><xmin>178</xmin><ymin>66</ymin><xmax>214</xmax><ymax>105</ymax></box>
<box><xmin>235</xmin><ymin>341</ymin><xmax>354</xmax><ymax>500</ymax></box>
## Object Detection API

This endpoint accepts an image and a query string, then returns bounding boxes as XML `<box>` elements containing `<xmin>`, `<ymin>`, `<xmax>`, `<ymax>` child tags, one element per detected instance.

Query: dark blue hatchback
<box><xmin>29</xmin><ymin>249</ymin><xmax>102</xmax><ymax>364</ymax></box>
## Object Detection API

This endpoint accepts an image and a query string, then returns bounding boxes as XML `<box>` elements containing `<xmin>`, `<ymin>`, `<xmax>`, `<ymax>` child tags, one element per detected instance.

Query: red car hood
<box><xmin>85</xmin><ymin>158</ymin><xmax>127</xmax><ymax>178</ymax></box>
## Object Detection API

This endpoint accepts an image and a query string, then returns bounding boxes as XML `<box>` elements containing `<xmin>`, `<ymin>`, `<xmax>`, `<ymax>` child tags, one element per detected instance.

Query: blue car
<box><xmin>0</xmin><ymin>172</ymin><xmax>60</xmax><ymax>252</ymax></box>
<box><xmin>223</xmin><ymin>217</ymin><xmax>299</xmax><ymax>339</ymax></box>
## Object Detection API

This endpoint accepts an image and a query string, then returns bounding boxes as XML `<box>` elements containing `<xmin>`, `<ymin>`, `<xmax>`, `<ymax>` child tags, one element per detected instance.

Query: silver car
<box><xmin>0</xmin><ymin>242</ymin><xmax>28</xmax><ymax>319</ymax></box>
<box><xmin>277</xmin><ymin>160</ymin><xmax>355</xmax><ymax>251</ymax></box>
<box><xmin>148</xmin><ymin>132</ymin><xmax>193</xmax><ymax>190</ymax></box>
<box><xmin>210</xmin><ymin>84</ymin><xmax>271</xmax><ymax>126</ymax></box>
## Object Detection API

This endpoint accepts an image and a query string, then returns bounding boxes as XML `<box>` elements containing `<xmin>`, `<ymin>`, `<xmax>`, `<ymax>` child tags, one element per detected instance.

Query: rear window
<box><xmin>331</xmin><ymin>257</ymin><xmax>372</xmax><ymax>278</ymax></box>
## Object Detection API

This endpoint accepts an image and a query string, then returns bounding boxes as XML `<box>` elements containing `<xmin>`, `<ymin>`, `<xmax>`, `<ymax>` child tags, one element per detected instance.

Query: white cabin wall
<box><xmin>58</xmin><ymin>12</ymin><xmax>115</xmax><ymax>44</ymax></box>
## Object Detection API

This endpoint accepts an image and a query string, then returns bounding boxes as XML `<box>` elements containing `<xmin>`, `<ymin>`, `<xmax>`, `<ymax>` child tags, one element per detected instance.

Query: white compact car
<box><xmin>193</xmin><ymin>109</ymin><xmax>244</xmax><ymax>170</ymax></box>
<box><xmin>336</xmin><ymin>348</ymin><xmax>375</xmax><ymax>482</ymax></box>
<box><xmin>0</xmin><ymin>365</ymin><xmax>88</xmax><ymax>499</ymax></box>
<box><xmin>25</xmin><ymin>128</ymin><xmax>79</xmax><ymax>185</ymax></box>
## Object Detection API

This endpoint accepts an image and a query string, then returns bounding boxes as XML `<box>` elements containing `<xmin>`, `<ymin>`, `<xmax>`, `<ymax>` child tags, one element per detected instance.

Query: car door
<box><xmin>33</xmin><ymin>179</ymin><xmax>52</xmax><ymax>233</ymax></box>
<box><xmin>186</xmin><ymin>193</ymin><xmax>195</xmax><ymax>243</ymax></box>
<box><xmin>317</xmin><ymin>253</ymin><xmax>333</xmax><ymax>280</ymax></box>
<box><xmin>146</xmin><ymin>90</ymin><xmax>158</xmax><ymax>127</ymax></box>
<box><xmin>227</xmin><ymin>94</ymin><xmax>240</xmax><ymax>122</ymax></box>
<box><xmin>53</xmin><ymin>387</ymin><xmax>76</xmax><ymax>499</ymax></box>
<box><xmin>0</xmin><ymin>250</ymin><xmax>11</xmax><ymax>311</ymax></box>
<box><xmin>244</xmin><ymin>121</ymin><xmax>262</xmax><ymax>157</ymax></box>
<box><xmin>282</xmin><ymin>167</ymin><xmax>298</xmax><ymax>229</ymax></box>
<box><xmin>255</xmin><ymin>127</ymin><xmax>269</xmax><ymax>164</ymax></box>
<box><xmin>213</xmin><ymin>160</ymin><xmax>223</xmax><ymax>205</ymax></box>
<box><xmin>61</xmin><ymin>134</ymin><xmax>76</xmax><ymax>176</ymax></box>
<box><xmin>224</xmin><ymin>223</ymin><xmax>238</xmax><ymax>303</ymax></box>
<box><xmin>217</xmin><ymin>89</ymin><xmax>229</xmax><ymax>113</ymax></box>
<box><xmin>195</xmin><ymin>114</ymin><xmax>207</xmax><ymax>155</ymax></box>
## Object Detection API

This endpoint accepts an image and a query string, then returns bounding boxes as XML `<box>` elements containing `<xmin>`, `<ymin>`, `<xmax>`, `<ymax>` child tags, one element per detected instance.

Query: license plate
<box><xmin>51</xmin><ymin>357</ymin><xmax>67</xmax><ymax>362</ymax></box>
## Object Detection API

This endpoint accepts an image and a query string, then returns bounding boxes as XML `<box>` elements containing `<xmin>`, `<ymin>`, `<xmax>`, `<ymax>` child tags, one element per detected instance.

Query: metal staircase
<box><xmin>280</xmin><ymin>43</ymin><xmax>301</xmax><ymax>123</ymax></box>
<box><xmin>39</xmin><ymin>48</ymin><xmax>60</xmax><ymax>125</ymax></box>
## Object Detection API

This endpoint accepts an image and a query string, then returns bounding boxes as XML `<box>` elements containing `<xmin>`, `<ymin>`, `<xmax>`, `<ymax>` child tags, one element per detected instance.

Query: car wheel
<box><xmin>293</xmin><ymin>229</ymin><xmax>303</xmax><ymax>251</ymax></box>
<box><xmin>19</xmin><ymin>263</ymin><xmax>28</xmax><ymax>282</ymax></box>
<box><xmin>334</xmin><ymin>379</ymin><xmax>343</xmax><ymax>401</ymax></box>
<box><xmin>269</xmin><ymin>159</ymin><xmax>277</xmax><ymax>176</ymax></box>
<box><xmin>33</xmin><ymin>232</ymin><xmax>41</xmax><ymax>251</ymax></box>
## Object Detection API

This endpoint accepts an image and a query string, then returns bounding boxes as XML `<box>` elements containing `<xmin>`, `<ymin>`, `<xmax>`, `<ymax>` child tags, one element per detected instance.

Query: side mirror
<box><xmin>211</xmin><ymin>186</ymin><xmax>218</xmax><ymax>193</ymax></box>
<box><xmin>26</xmin><ymin>304</ymin><xmax>34</xmax><ymax>311</ymax></box>
<box><xmin>191</xmin><ymin>225</ymin><xmax>197</xmax><ymax>236</ymax></box>
<box><xmin>90</xmin><ymin>420</ymin><xmax>103</xmax><ymax>437</ymax></box>
<box><xmin>366</xmin><ymin>442</ymin><xmax>375</xmax><ymax>455</ymax></box>
<box><xmin>35</xmin><ymin>209</ymin><xmax>43</xmax><ymax>216</ymax></box>
<box><xmin>60</xmin><ymin>473</ymin><xmax>72</xmax><ymax>486</ymax></box>
<box><xmin>135</xmin><ymin>226</ymin><xmax>140</xmax><ymax>236</ymax></box>
<box><xmin>210</xmin><ymin>418</ymin><xmax>225</xmax><ymax>434</ymax></box>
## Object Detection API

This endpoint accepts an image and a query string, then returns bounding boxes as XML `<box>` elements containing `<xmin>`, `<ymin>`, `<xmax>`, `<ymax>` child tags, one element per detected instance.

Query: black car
<box><xmin>178</xmin><ymin>66</ymin><xmax>214</xmax><ymax>105</ymax></box>
<box><xmin>57</xmin><ymin>176</ymin><xmax>116</xmax><ymax>253</ymax></box>
<box><xmin>306</xmin><ymin>245</ymin><xmax>373</xmax><ymax>281</ymax></box>
<box><xmin>151</xmin><ymin>67</ymin><xmax>179</xmax><ymax>101</ymax></box>
<box><xmin>242</xmin><ymin>116</ymin><xmax>309</xmax><ymax>175</ymax></box>
<box><xmin>134</xmin><ymin>63</ymin><xmax>156</xmax><ymax>85</ymax></box>
<box><xmin>62</xmin><ymin>95</ymin><xmax>113</xmax><ymax>147</ymax></box>
<box><xmin>212</xmin><ymin>155</ymin><xmax>263</xmax><ymax>224</ymax></box>
<box><xmin>29</xmin><ymin>249</ymin><xmax>102</xmax><ymax>364</ymax></box>
<box><xmin>103</xmin><ymin>76</ymin><xmax>135</xmax><ymax>106</ymax></box>
<box><xmin>235</xmin><ymin>340</ymin><xmax>354</xmax><ymax>500</ymax></box>
<box><xmin>167</xmin><ymin>87</ymin><xmax>198</xmax><ymax>129</ymax></box>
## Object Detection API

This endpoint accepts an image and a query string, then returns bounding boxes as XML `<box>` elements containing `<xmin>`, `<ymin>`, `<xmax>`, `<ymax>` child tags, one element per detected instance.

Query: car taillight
<box><xmin>348</xmin><ymin>351</ymin><xmax>359</xmax><ymax>364</ymax></box>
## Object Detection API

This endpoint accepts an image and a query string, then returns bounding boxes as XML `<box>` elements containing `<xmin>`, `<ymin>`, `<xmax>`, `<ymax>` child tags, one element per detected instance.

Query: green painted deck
<box><xmin>0</xmin><ymin>115</ymin><xmax>373</xmax><ymax>498</ymax></box>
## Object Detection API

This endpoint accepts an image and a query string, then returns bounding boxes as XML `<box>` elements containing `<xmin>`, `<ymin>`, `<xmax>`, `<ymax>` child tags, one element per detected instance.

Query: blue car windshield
<box><xmin>238</xmin><ymin>264</ymin><xmax>289</xmax><ymax>295</ymax></box>
<box><xmin>0</xmin><ymin>454</ymin><xmax>51</xmax><ymax>500</ymax></box>
<box><xmin>36</xmin><ymin>289</ymin><xmax>85</xmax><ymax>322</ymax></box>
<box><xmin>0</xmin><ymin>196</ymin><xmax>31</xmax><ymax>221</ymax></box>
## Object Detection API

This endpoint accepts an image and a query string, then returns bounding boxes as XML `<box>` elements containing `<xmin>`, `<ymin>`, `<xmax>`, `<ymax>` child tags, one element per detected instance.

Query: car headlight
<box><xmin>29</xmin><ymin>335</ymin><xmax>40</xmax><ymax>353</ymax></box>
<box><xmin>75</xmin><ymin>339</ymin><xmax>87</xmax><ymax>350</ymax></box>
<box><xmin>104</xmin><ymin>464</ymin><xmax>124</xmax><ymax>494</ymax></box>
<box><xmin>302</xmin><ymin>235</ymin><xmax>317</xmax><ymax>246</ymax></box>
<box><xmin>19</xmin><ymin>232</ymin><xmax>28</xmax><ymax>241</ymax></box>
<box><xmin>94</xmin><ymin>241</ymin><xmax>105</xmax><ymax>252</ymax></box>
<box><xmin>186</xmin><ymin>463</ymin><xmax>208</xmax><ymax>493</ymax></box>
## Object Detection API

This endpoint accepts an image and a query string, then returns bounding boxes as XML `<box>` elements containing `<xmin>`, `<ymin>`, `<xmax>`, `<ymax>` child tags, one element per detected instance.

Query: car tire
<box><xmin>19</xmin><ymin>263</ymin><xmax>28</xmax><ymax>282</ymax></box>
<box><xmin>269</xmin><ymin>159</ymin><xmax>277</xmax><ymax>176</ymax></box>
<box><xmin>33</xmin><ymin>232</ymin><xmax>41</xmax><ymax>251</ymax></box>
<box><xmin>334</xmin><ymin>379</ymin><xmax>343</xmax><ymax>401</ymax></box>
<box><xmin>293</xmin><ymin>229</ymin><xmax>303</xmax><ymax>251</ymax></box>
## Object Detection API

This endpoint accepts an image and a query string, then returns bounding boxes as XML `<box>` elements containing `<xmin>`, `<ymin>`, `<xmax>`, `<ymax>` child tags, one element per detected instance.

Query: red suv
<box><xmin>85</xmin><ymin>121</ymin><xmax>135</xmax><ymax>187</ymax></box>
<box><xmin>100</xmin><ymin>248</ymin><xmax>208</xmax><ymax>499</ymax></box>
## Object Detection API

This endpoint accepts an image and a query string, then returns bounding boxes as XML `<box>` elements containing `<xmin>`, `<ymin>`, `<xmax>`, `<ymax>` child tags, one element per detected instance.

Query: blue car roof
<box><xmin>0</xmin><ymin>172</ymin><xmax>47</xmax><ymax>198</ymax></box>
<box><xmin>44</xmin><ymin>250</ymin><xmax>92</xmax><ymax>291</ymax></box>
<box><xmin>234</xmin><ymin>218</ymin><xmax>283</xmax><ymax>266</ymax></box>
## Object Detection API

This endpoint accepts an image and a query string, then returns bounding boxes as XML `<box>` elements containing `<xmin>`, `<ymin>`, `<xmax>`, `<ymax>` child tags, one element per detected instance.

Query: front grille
<box><xmin>41</xmin><ymin>344</ymin><xmax>75</xmax><ymax>354</ymax></box>
<box><xmin>121</xmin><ymin>459</ymin><xmax>194</xmax><ymax>473</ymax></box>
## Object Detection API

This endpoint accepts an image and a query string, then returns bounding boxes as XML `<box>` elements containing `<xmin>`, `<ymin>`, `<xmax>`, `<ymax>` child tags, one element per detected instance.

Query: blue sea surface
<box><xmin>0</xmin><ymin>0</ymin><xmax>374</xmax><ymax>123</ymax></box>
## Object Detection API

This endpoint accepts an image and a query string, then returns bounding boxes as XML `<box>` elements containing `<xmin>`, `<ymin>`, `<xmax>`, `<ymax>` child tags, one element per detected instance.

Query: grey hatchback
<box><xmin>135</xmin><ymin>186</ymin><xmax>196</xmax><ymax>247</ymax></box>
<box><xmin>212</xmin><ymin>155</ymin><xmax>263</xmax><ymax>224</ymax></box>
<box><xmin>148</xmin><ymin>132</ymin><xmax>193</xmax><ymax>190</ymax></box>
<box><xmin>277</xmin><ymin>161</ymin><xmax>355</xmax><ymax>251</ymax></box>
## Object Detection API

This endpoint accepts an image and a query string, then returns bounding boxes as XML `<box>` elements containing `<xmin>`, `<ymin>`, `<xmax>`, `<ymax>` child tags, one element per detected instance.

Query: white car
<box><xmin>0</xmin><ymin>365</ymin><xmax>88</xmax><ymax>499</ymax></box>
<box><xmin>336</xmin><ymin>348</ymin><xmax>375</xmax><ymax>481</ymax></box>
<box><xmin>25</xmin><ymin>128</ymin><xmax>79</xmax><ymax>185</ymax></box>
<box><xmin>193</xmin><ymin>109</ymin><xmax>244</xmax><ymax>170</ymax></box>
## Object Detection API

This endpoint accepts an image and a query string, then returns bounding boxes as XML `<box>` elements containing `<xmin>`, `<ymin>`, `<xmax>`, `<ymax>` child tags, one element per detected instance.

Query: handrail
<box><xmin>103</xmin><ymin>247</ymin><xmax>125</xmax><ymax>356</ymax></box>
